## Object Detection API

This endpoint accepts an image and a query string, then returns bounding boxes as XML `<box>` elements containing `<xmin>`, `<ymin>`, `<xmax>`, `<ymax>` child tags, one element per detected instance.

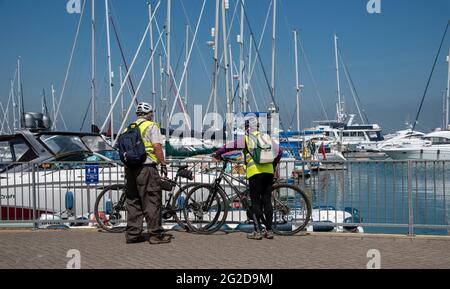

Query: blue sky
<box><xmin>0</xmin><ymin>0</ymin><xmax>449</xmax><ymax>133</ymax></box>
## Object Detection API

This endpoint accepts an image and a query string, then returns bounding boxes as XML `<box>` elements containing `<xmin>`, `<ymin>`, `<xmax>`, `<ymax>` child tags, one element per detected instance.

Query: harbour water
<box><xmin>298</xmin><ymin>161</ymin><xmax>450</xmax><ymax>235</ymax></box>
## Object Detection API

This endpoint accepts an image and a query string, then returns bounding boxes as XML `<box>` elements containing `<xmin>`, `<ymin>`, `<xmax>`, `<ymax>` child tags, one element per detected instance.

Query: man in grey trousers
<box><xmin>125</xmin><ymin>102</ymin><xmax>172</xmax><ymax>244</ymax></box>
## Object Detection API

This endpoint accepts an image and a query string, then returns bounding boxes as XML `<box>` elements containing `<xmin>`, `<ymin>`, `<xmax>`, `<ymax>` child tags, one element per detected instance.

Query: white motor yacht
<box><xmin>382</xmin><ymin>130</ymin><xmax>450</xmax><ymax>160</ymax></box>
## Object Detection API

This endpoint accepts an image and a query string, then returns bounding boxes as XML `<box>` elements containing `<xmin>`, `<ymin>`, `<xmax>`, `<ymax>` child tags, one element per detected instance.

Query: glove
<box><xmin>160</xmin><ymin>165</ymin><xmax>168</xmax><ymax>177</ymax></box>
<box><xmin>212</xmin><ymin>153</ymin><xmax>221</xmax><ymax>161</ymax></box>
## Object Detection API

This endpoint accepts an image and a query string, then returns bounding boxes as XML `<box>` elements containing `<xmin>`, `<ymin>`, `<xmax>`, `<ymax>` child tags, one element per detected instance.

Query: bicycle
<box><xmin>182</xmin><ymin>159</ymin><xmax>312</xmax><ymax>235</ymax></box>
<box><xmin>94</xmin><ymin>164</ymin><xmax>198</xmax><ymax>233</ymax></box>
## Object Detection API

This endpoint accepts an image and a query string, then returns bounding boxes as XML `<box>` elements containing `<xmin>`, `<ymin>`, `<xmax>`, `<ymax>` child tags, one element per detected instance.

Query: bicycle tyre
<box><xmin>271</xmin><ymin>183</ymin><xmax>312</xmax><ymax>236</ymax></box>
<box><xmin>182</xmin><ymin>184</ymin><xmax>229</xmax><ymax>234</ymax></box>
<box><xmin>170</xmin><ymin>182</ymin><xmax>202</xmax><ymax>230</ymax></box>
<box><xmin>94</xmin><ymin>184</ymin><xmax>127</xmax><ymax>233</ymax></box>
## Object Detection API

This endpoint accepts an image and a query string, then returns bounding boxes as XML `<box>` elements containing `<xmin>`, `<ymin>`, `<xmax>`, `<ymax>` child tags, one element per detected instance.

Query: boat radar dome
<box><xmin>22</xmin><ymin>112</ymin><xmax>52</xmax><ymax>131</ymax></box>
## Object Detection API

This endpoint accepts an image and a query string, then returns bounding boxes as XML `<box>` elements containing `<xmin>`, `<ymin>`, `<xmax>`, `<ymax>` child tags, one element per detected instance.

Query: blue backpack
<box><xmin>117</xmin><ymin>121</ymin><xmax>147</xmax><ymax>167</ymax></box>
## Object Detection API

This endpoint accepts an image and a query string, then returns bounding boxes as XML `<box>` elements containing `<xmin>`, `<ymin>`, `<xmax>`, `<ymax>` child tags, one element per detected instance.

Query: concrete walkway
<box><xmin>0</xmin><ymin>229</ymin><xmax>449</xmax><ymax>269</ymax></box>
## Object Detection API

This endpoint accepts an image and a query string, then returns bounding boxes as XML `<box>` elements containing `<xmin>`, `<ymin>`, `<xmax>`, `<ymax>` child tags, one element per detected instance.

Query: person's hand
<box><xmin>160</xmin><ymin>165</ymin><xmax>168</xmax><ymax>177</ymax></box>
<box><xmin>211</xmin><ymin>153</ymin><xmax>221</xmax><ymax>162</ymax></box>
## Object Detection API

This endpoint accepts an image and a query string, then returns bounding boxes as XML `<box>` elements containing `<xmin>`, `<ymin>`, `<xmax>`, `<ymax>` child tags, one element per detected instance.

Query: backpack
<box><xmin>246</xmin><ymin>132</ymin><xmax>278</xmax><ymax>164</ymax></box>
<box><xmin>117</xmin><ymin>121</ymin><xmax>147</xmax><ymax>167</ymax></box>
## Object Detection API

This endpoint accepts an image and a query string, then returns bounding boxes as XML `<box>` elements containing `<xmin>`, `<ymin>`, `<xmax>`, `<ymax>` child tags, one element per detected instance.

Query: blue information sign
<box><xmin>85</xmin><ymin>164</ymin><xmax>99</xmax><ymax>184</ymax></box>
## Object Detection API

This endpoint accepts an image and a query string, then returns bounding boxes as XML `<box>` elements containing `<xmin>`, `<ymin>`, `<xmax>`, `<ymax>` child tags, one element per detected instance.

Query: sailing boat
<box><xmin>313</xmin><ymin>34</ymin><xmax>384</xmax><ymax>155</ymax></box>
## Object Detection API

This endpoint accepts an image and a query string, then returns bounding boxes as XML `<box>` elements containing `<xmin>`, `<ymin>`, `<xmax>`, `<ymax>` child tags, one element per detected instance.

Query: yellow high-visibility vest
<box><xmin>124</xmin><ymin>120</ymin><xmax>160</xmax><ymax>163</ymax></box>
<box><xmin>244</xmin><ymin>131</ymin><xmax>274</xmax><ymax>179</ymax></box>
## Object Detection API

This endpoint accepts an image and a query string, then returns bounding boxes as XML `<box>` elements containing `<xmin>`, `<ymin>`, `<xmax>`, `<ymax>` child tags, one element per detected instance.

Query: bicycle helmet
<box><xmin>244</xmin><ymin>115</ymin><xmax>258</xmax><ymax>130</ymax></box>
<box><xmin>136</xmin><ymin>102</ymin><xmax>153</xmax><ymax>114</ymax></box>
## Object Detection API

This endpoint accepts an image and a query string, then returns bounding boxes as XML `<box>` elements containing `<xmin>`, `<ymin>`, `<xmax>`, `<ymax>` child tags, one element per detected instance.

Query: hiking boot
<box><xmin>149</xmin><ymin>234</ymin><xmax>172</xmax><ymax>244</ymax></box>
<box><xmin>264</xmin><ymin>230</ymin><xmax>274</xmax><ymax>239</ymax></box>
<box><xmin>126</xmin><ymin>235</ymin><xmax>146</xmax><ymax>244</ymax></box>
<box><xmin>246</xmin><ymin>231</ymin><xmax>263</xmax><ymax>240</ymax></box>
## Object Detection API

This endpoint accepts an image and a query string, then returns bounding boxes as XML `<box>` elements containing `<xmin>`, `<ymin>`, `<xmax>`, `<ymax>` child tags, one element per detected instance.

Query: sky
<box><xmin>0</xmin><ymin>0</ymin><xmax>449</xmax><ymax>134</ymax></box>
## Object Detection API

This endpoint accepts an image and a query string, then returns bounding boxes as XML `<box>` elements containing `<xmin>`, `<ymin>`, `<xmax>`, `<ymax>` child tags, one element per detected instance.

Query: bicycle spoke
<box><xmin>95</xmin><ymin>186</ymin><xmax>127</xmax><ymax>233</ymax></box>
<box><xmin>183</xmin><ymin>185</ymin><xmax>228</xmax><ymax>233</ymax></box>
<box><xmin>272</xmin><ymin>184</ymin><xmax>312</xmax><ymax>235</ymax></box>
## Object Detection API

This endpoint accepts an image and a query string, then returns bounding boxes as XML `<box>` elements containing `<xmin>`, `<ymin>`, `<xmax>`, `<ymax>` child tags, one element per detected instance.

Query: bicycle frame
<box><xmin>204</xmin><ymin>161</ymin><xmax>251</xmax><ymax>210</ymax></box>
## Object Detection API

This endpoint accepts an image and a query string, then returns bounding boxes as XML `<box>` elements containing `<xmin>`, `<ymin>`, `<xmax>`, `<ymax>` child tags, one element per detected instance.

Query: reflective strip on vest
<box><xmin>245</xmin><ymin>132</ymin><xmax>274</xmax><ymax>179</ymax></box>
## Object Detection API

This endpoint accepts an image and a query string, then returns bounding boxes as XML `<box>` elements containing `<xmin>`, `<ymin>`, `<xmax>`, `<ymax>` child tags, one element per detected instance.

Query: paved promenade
<box><xmin>0</xmin><ymin>229</ymin><xmax>449</xmax><ymax>269</ymax></box>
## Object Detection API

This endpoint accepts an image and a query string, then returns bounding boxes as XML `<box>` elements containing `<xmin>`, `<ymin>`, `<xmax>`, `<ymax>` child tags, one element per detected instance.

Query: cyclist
<box><xmin>213</xmin><ymin>116</ymin><xmax>282</xmax><ymax>240</ymax></box>
<box><xmin>124</xmin><ymin>102</ymin><xmax>172</xmax><ymax>245</ymax></box>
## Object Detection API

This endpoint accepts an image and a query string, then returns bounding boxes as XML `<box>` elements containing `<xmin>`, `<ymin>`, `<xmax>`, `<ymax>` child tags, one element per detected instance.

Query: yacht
<box><xmin>381</xmin><ymin>130</ymin><xmax>450</xmax><ymax>160</ymax></box>
<box><xmin>371</xmin><ymin>129</ymin><xmax>427</xmax><ymax>151</ymax></box>
<box><xmin>314</xmin><ymin>116</ymin><xmax>384</xmax><ymax>153</ymax></box>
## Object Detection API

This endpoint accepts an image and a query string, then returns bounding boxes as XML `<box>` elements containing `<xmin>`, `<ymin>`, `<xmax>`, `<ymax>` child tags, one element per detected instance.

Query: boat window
<box><xmin>13</xmin><ymin>142</ymin><xmax>31</xmax><ymax>161</ymax></box>
<box><xmin>81</xmin><ymin>135</ymin><xmax>113</xmax><ymax>151</ymax></box>
<box><xmin>369</xmin><ymin>132</ymin><xmax>384</xmax><ymax>142</ymax></box>
<box><xmin>81</xmin><ymin>135</ymin><xmax>121</xmax><ymax>161</ymax></box>
<box><xmin>0</xmin><ymin>137</ymin><xmax>36</xmax><ymax>163</ymax></box>
<box><xmin>429</xmin><ymin>137</ymin><xmax>450</xmax><ymax>145</ymax></box>
<box><xmin>40</xmin><ymin>152</ymin><xmax>114</xmax><ymax>170</ymax></box>
<box><xmin>0</xmin><ymin>142</ymin><xmax>13</xmax><ymax>162</ymax></box>
<box><xmin>39</xmin><ymin>135</ymin><xmax>89</xmax><ymax>155</ymax></box>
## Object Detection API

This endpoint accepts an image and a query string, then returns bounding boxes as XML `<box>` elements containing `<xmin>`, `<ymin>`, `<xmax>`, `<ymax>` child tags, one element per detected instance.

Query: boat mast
<box><xmin>245</xmin><ymin>33</ymin><xmax>252</xmax><ymax>111</ymax></box>
<box><xmin>91</xmin><ymin>0</ymin><xmax>96</xmax><ymax>132</ymax></box>
<box><xmin>271</xmin><ymin>0</ymin><xmax>277</xmax><ymax>107</ymax></box>
<box><xmin>334</xmin><ymin>33</ymin><xmax>344</xmax><ymax>123</ymax></box>
<box><xmin>222</xmin><ymin>0</ymin><xmax>231</xmax><ymax>115</ymax></box>
<box><xmin>105</xmin><ymin>0</ymin><xmax>114</xmax><ymax>140</ymax></box>
<box><xmin>119</xmin><ymin>65</ymin><xmax>125</xmax><ymax>122</ymax></box>
<box><xmin>51</xmin><ymin>84</ymin><xmax>56</xmax><ymax>126</ymax></box>
<box><xmin>11</xmin><ymin>78</ymin><xmax>17</xmax><ymax>132</ymax></box>
<box><xmin>443</xmin><ymin>90</ymin><xmax>447</xmax><ymax>130</ymax></box>
<box><xmin>213</xmin><ymin>0</ymin><xmax>220</xmax><ymax>120</ymax></box>
<box><xmin>17</xmin><ymin>57</ymin><xmax>22</xmax><ymax>129</ymax></box>
<box><xmin>294</xmin><ymin>29</ymin><xmax>303</xmax><ymax>132</ymax></box>
<box><xmin>184</xmin><ymin>24</ymin><xmax>189</xmax><ymax>111</ymax></box>
<box><xmin>149</xmin><ymin>3</ymin><xmax>157</xmax><ymax>114</ymax></box>
<box><xmin>159</xmin><ymin>54</ymin><xmax>164</xmax><ymax>124</ymax></box>
<box><xmin>239</xmin><ymin>0</ymin><xmax>244</xmax><ymax>112</ymax></box>
<box><xmin>446</xmin><ymin>48</ymin><xmax>450</xmax><ymax>130</ymax></box>
<box><xmin>165</xmin><ymin>0</ymin><xmax>171</xmax><ymax>140</ymax></box>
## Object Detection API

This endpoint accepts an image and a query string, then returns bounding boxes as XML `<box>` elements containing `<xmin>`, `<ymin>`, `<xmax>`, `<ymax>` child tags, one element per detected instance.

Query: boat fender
<box><xmin>105</xmin><ymin>199</ymin><xmax>113</xmax><ymax>215</ymax></box>
<box><xmin>313</xmin><ymin>221</ymin><xmax>334</xmax><ymax>232</ymax></box>
<box><xmin>65</xmin><ymin>192</ymin><xmax>74</xmax><ymax>212</ymax></box>
<box><xmin>273</xmin><ymin>223</ymin><xmax>293</xmax><ymax>232</ymax></box>
<box><xmin>46</xmin><ymin>224</ymin><xmax>70</xmax><ymax>230</ymax></box>
<box><xmin>176</xmin><ymin>196</ymin><xmax>186</xmax><ymax>210</ymax></box>
<box><xmin>235</xmin><ymin>223</ymin><xmax>256</xmax><ymax>233</ymax></box>
<box><xmin>343</xmin><ymin>217</ymin><xmax>358</xmax><ymax>232</ymax></box>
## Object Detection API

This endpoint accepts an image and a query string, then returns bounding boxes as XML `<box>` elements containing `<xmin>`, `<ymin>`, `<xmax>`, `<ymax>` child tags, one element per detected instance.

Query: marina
<box><xmin>0</xmin><ymin>0</ymin><xmax>450</xmax><ymax>271</ymax></box>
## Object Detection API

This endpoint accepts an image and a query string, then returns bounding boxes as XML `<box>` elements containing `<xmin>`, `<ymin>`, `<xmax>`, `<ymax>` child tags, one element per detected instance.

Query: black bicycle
<box><xmin>94</xmin><ymin>164</ymin><xmax>198</xmax><ymax>233</ymax></box>
<box><xmin>182</xmin><ymin>159</ymin><xmax>312</xmax><ymax>235</ymax></box>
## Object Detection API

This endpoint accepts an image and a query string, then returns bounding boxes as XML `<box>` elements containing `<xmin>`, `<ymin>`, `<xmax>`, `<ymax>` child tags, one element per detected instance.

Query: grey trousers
<box><xmin>125</xmin><ymin>165</ymin><xmax>164</xmax><ymax>241</ymax></box>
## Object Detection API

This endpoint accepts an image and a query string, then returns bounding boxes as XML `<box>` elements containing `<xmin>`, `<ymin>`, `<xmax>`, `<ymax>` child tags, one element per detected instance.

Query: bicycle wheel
<box><xmin>271</xmin><ymin>184</ymin><xmax>312</xmax><ymax>236</ymax></box>
<box><xmin>170</xmin><ymin>182</ymin><xmax>202</xmax><ymax>230</ymax></box>
<box><xmin>182</xmin><ymin>184</ymin><xmax>228</xmax><ymax>234</ymax></box>
<box><xmin>94</xmin><ymin>185</ymin><xmax>128</xmax><ymax>233</ymax></box>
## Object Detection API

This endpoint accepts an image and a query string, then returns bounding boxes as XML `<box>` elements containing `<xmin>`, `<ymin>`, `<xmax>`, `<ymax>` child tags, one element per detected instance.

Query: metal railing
<box><xmin>0</xmin><ymin>160</ymin><xmax>449</xmax><ymax>236</ymax></box>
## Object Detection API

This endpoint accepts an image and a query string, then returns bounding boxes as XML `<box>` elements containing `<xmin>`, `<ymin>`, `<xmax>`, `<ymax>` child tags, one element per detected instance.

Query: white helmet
<box><xmin>244</xmin><ymin>115</ymin><xmax>258</xmax><ymax>129</ymax></box>
<box><xmin>136</xmin><ymin>102</ymin><xmax>153</xmax><ymax>114</ymax></box>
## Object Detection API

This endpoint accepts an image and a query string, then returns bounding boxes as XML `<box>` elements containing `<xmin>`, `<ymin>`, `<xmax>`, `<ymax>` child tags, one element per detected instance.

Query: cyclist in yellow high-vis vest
<box><xmin>124</xmin><ymin>102</ymin><xmax>172</xmax><ymax>245</ymax></box>
<box><xmin>213</xmin><ymin>116</ymin><xmax>282</xmax><ymax>240</ymax></box>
